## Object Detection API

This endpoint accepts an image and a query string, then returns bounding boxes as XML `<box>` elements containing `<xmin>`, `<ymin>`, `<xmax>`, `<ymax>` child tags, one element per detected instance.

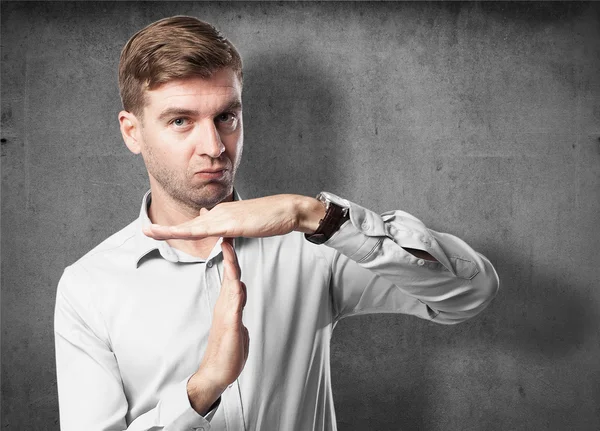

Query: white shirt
<box><xmin>54</xmin><ymin>191</ymin><xmax>499</xmax><ymax>431</ymax></box>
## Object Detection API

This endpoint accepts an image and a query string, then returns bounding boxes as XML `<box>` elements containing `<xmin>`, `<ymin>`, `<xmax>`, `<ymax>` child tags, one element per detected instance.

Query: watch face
<box><xmin>317</xmin><ymin>192</ymin><xmax>350</xmax><ymax>212</ymax></box>
<box><xmin>316</xmin><ymin>193</ymin><xmax>330</xmax><ymax>210</ymax></box>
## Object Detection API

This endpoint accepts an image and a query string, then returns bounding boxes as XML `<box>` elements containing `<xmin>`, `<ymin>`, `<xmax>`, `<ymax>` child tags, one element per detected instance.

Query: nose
<box><xmin>194</xmin><ymin>121</ymin><xmax>225</xmax><ymax>158</ymax></box>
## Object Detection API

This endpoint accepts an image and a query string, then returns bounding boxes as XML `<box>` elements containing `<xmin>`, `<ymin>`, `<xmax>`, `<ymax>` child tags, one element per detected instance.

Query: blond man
<box><xmin>55</xmin><ymin>16</ymin><xmax>499</xmax><ymax>431</ymax></box>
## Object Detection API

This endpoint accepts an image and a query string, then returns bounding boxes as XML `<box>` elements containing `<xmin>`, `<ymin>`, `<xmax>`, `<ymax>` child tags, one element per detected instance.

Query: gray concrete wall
<box><xmin>2</xmin><ymin>2</ymin><xmax>599</xmax><ymax>430</ymax></box>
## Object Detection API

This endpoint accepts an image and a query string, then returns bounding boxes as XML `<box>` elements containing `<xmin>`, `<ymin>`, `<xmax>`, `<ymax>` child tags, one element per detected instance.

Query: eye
<box><xmin>216</xmin><ymin>113</ymin><xmax>235</xmax><ymax>123</ymax></box>
<box><xmin>215</xmin><ymin>112</ymin><xmax>238</xmax><ymax>132</ymax></box>
<box><xmin>171</xmin><ymin>118</ymin><xmax>189</xmax><ymax>127</ymax></box>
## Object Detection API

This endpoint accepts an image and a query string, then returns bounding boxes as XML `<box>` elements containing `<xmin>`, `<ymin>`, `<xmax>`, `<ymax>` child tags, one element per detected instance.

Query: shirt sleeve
<box><xmin>323</xmin><ymin>194</ymin><xmax>499</xmax><ymax>324</ymax></box>
<box><xmin>54</xmin><ymin>264</ymin><xmax>218</xmax><ymax>431</ymax></box>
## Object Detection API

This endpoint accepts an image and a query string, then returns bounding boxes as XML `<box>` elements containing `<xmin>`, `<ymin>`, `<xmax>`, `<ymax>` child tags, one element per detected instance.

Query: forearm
<box><xmin>325</xmin><ymin>199</ymin><xmax>499</xmax><ymax>323</ymax></box>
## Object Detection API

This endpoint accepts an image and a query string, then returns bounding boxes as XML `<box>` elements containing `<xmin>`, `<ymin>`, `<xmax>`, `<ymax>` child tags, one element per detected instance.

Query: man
<box><xmin>54</xmin><ymin>15</ymin><xmax>499</xmax><ymax>431</ymax></box>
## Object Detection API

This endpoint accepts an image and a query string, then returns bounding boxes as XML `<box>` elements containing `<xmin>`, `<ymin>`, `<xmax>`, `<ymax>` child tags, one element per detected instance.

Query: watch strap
<box><xmin>305</xmin><ymin>194</ymin><xmax>350</xmax><ymax>244</ymax></box>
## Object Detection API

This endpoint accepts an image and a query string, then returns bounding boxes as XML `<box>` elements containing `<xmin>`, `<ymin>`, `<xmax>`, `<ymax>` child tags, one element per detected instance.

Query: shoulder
<box><xmin>59</xmin><ymin>219</ymin><xmax>140</xmax><ymax>291</ymax></box>
<box><xmin>77</xmin><ymin>219</ymin><xmax>138</xmax><ymax>263</ymax></box>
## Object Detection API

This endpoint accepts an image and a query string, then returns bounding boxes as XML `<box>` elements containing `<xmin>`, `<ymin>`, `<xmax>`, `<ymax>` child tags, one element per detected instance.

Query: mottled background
<box><xmin>2</xmin><ymin>1</ymin><xmax>599</xmax><ymax>430</ymax></box>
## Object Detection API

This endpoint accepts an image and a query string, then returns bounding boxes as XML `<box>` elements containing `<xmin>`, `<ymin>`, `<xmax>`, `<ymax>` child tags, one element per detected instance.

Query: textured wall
<box><xmin>2</xmin><ymin>2</ymin><xmax>599</xmax><ymax>430</ymax></box>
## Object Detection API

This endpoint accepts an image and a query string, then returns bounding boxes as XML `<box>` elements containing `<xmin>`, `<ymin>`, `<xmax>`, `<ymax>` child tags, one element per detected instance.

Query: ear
<box><xmin>119</xmin><ymin>110</ymin><xmax>142</xmax><ymax>154</ymax></box>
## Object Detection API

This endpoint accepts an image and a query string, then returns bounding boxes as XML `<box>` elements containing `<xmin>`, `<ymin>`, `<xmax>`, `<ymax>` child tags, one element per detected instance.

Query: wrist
<box><xmin>186</xmin><ymin>372</ymin><xmax>226</xmax><ymax>415</ymax></box>
<box><xmin>294</xmin><ymin>195</ymin><xmax>326</xmax><ymax>234</ymax></box>
<box><xmin>304</xmin><ymin>192</ymin><xmax>350</xmax><ymax>244</ymax></box>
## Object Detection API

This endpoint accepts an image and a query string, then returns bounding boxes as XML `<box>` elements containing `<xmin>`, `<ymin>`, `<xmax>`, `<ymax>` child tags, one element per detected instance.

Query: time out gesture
<box><xmin>145</xmin><ymin>195</ymin><xmax>328</xmax><ymax>415</ymax></box>
<box><xmin>143</xmin><ymin>194</ymin><xmax>327</xmax><ymax>240</ymax></box>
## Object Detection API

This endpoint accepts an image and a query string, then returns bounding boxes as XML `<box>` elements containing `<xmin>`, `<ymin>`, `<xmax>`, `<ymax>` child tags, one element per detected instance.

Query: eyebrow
<box><xmin>157</xmin><ymin>100</ymin><xmax>243</xmax><ymax>122</ymax></box>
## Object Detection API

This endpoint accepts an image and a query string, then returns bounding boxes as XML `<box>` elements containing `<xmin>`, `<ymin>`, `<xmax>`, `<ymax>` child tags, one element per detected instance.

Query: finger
<box><xmin>226</xmin><ymin>279</ymin><xmax>245</xmax><ymax>315</ymax></box>
<box><xmin>142</xmin><ymin>223</ymin><xmax>185</xmax><ymax>240</ymax></box>
<box><xmin>142</xmin><ymin>224</ymin><xmax>175</xmax><ymax>240</ymax></box>
<box><xmin>143</xmin><ymin>222</ymin><xmax>212</xmax><ymax>240</ymax></box>
<box><xmin>221</xmin><ymin>238</ymin><xmax>242</xmax><ymax>280</ymax></box>
<box><xmin>142</xmin><ymin>224</ymin><xmax>168</xmax><ymax>239</ymax></box>
<box><xmin>221</xmin><ymin>241</ymin><xmax>241</xmax><ymax>282</ymax></box>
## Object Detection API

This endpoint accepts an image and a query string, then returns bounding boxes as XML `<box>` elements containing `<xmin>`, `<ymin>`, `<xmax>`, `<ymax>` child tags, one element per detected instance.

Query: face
<box><xmin>124</xmin><ymin>68</ymin><xmax>243</xmax><ymax>212</ymax></box>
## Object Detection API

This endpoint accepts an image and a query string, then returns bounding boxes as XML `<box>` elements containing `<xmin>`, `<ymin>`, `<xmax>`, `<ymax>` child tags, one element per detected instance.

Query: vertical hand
<box><xmin>187</xmin><ymin>238</ymin><xmax>249</xmax><ymax>414</ymax></box>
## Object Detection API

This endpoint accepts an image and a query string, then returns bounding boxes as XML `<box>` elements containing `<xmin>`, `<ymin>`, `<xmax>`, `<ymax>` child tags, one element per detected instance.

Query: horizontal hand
<box><xmin>143</xmin><ymin>194</ymin><xmax>326</xmax><ymax>240</ymax></box>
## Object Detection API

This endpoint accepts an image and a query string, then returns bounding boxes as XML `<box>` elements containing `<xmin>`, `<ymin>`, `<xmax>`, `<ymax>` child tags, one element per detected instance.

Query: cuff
<box><xmin>159</xmin><ymin>376</ymin><xmax>218</xmax><ymax>429</ymax></box>
<box><xmin>324</xmin><ymin>196</ymin><xmax>385</xmax><ymax>262</ymax></box>
<box><xmin>323</xmin><ymin>194</ymin><xmax>453</xmax><ymax>271</ymax></box>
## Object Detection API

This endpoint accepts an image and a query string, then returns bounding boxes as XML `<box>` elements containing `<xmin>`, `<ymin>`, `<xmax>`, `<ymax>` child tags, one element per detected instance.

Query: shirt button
<box><xmin>361</xmin><ymin>222</ymin><xmax>370</xmax><ymax>230</ymax></box>
<box><xmin>417</xmin><ymin>259</ymin><xmax>425</xmax><ymax>266</ymax></box>
<box><xmin>207</xmin><ymin>261</ymin><xmax>213</xmax><ymax>268</ymax></box>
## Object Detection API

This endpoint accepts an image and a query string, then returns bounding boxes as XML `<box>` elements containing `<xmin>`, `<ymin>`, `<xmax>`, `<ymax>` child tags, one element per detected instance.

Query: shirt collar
<box><xmin>134</xmin><ymin>189</ymin><xmax>242</xmax><ymax>268</ymax></box>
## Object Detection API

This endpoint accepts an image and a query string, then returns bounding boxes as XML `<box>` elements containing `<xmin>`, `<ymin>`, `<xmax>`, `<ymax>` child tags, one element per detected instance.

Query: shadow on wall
<box><xmin>330</xmin><ymin>247</ymin><xmax>597</xmax><ymax>430</ymax></box>
<box><xmin>491</xmin><ymin>250</ymin><xmax>594</xmax><ymax>359</ymax></box>
<box><xmin>483</xmin><ymin>1</ymin><xmax>589</xmax><ymax>24</ymax></box>
<box><xmin>421</xmin><ymin>247</ymin><xmax>598</xmax><ymax>430</ymax></box>
<box><xmin>235</xmin><ymin>44</ymin><xmax>350</xmax><ymax>198</ymax></box>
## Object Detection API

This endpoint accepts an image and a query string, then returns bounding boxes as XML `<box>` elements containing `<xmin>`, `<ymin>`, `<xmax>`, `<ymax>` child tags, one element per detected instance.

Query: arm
<box><xmin>143</xmin><ymin>193</ymin><xmax>498</xmax><ymax>323</ymax></box>
<box><xmin>55</xmin><ymin>240</ymin><xmax>247</xmax><ymax>430</ymax></box>
<box><xmin>323</xmin><ymin>197</ymin><xmax>499</xmax><ymax>323</ymax></box>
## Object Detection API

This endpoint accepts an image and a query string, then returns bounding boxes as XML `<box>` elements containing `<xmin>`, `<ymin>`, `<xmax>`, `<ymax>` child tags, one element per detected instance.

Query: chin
<box><xmin>189</xmin><ymin>183</ymin><xmax>232</xmax><ymax>208</ymax></box>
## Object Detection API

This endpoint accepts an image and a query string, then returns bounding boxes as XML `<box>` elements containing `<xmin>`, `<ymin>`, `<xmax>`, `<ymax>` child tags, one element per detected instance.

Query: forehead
<box><xmin>143</xmin><ymin>69</ymin><xmax>242</xmax><ymax>115</ymax></box>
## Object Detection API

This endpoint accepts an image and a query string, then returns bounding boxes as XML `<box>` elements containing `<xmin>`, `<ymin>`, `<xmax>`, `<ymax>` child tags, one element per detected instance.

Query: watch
<box><xmin>304</xmin><ymin>192</ymin><xmax>350</xmax><ymax>245</ymax></box>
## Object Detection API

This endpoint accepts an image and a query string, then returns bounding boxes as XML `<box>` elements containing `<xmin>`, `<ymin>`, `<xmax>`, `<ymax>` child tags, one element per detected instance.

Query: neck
<box><xmin>147</xmin><ymin>186</ymin><xmax>233</xmax><ymax>259</ymax></box>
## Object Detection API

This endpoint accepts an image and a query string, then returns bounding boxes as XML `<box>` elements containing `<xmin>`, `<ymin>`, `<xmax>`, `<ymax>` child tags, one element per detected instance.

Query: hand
<box><xmin>143</xmin><ymin>194</ymin><xmax>326</xmax><ymax>240</ymax></box>
<box><xmin>187</xmin><ymin>239</ymin><xmax>249</xmax><ymax>414</ymax></box>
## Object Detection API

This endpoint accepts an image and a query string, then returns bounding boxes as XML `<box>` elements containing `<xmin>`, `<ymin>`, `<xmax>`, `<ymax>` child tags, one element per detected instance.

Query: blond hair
<box><xmin>118</xmin><ymin>16</ymin><xmax>242</xmax><ymax>116</ymax></box>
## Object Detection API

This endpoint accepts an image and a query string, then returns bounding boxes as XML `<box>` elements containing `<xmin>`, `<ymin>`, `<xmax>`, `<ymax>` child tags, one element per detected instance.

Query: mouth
<box><xmin>194</xmin><ymin>168</ymin><xmax>228</xmax><ymax>180</ymax></box>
